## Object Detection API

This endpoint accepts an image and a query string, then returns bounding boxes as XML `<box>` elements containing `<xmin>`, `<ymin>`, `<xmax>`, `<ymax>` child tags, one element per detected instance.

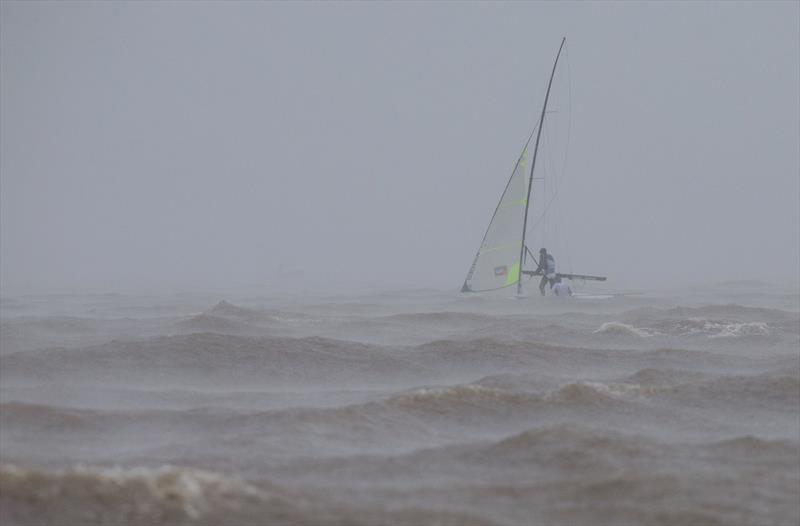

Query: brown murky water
<box><xmin>1</xmin><ymin>283</ymin><xmax>798</xmax><ymax>525</ymax></box>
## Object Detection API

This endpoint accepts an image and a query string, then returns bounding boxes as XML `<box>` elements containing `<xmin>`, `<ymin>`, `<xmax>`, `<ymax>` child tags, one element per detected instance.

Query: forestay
<box><xmin>461</xmin><ymin>143</ymin><xmax>531</xmax><ymax>292</ymax></box>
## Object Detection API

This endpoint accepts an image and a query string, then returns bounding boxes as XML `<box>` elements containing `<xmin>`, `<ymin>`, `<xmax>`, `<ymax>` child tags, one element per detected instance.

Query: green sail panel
<box><xmin>462</xmin><ymin>146</ymin><xmax>530</xmax><ymax>292</ymax></box>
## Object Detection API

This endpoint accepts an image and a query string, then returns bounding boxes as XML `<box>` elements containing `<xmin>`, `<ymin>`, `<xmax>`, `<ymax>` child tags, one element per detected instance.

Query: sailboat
<box><xmin>461</xmin><ymin>38</ymin><xmax>606</xmax><ymax>295</ymax></box>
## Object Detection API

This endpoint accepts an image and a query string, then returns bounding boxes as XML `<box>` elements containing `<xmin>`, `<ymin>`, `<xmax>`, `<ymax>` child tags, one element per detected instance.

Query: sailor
<box><xmin>552</xmin><ymin>276</ymin><xmax>573</xmax><ymax>297</ymax></box>
<box><xmin>535</xmin><ymin>247</ymin><xmax>557</xmax><ymax>296</ymax></box>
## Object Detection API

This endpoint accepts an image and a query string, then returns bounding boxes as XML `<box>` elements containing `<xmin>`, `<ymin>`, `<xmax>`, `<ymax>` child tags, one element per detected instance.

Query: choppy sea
<box><xmin>1</xmin><ymin>281</ymin><xmax>798</xmax><ymax>525</ymax></box>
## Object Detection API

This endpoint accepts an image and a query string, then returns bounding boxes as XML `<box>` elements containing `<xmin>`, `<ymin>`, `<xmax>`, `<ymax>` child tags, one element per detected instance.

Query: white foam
<box><xmin>708</xmin><ymin>321</ymin><xmax>770</xmax><ymax>338</ymax></box>
<box><xmin>0</xmin><ymin>464</ymin><xmax>264</xmax><ymax>519</ymax></box>
<box><xmin>594</xmin><ymin>322</ymin><xmax>653</xmax><ymax>338</ymax></box>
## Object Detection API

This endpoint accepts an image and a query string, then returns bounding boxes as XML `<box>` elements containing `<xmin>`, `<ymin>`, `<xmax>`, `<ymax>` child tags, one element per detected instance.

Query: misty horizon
<box><xmin>2</xmin><ymin>1</ymin><xmax>798</xmax><ymax>295</ymax></box>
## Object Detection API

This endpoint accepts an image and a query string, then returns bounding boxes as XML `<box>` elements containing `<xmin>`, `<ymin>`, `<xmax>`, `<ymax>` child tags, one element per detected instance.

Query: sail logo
<box><xmin>494</xmin><ymin>266</ymin><xmax>508</xmax><ymax>277</ymax></box>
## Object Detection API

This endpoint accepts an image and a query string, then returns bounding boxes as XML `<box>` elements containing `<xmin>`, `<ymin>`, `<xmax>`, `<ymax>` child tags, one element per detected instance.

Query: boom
<box><xmin>521</xmin><ymin>270</ymin><xmax>607</xmax><ymax>282</ymax></box>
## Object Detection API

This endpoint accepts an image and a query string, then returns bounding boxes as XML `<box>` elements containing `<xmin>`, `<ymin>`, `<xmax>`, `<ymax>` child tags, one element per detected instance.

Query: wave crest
<box><xmin>0</xmin><ymin>464</ymin><xmax>268</xmax><ymax>524</ymax></box>
<box><xmin>384</xmin><ymin>385</ymin><xmax>534</xmax><ymax>413</ymax></box>
<box><xmin>594</xmin><ymin>322</ymin><xmax>653</xmax><ymax>338</ymax></box>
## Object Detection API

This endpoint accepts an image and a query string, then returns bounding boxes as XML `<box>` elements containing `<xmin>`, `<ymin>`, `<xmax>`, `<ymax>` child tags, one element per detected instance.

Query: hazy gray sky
<box><xmin>2</xmin><ymin>1</ymin><xmax>798</xmax><ymax>294</ymax></box>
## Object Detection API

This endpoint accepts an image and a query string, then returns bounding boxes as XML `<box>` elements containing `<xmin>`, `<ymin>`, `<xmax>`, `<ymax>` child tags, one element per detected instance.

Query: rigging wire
<box><xmin>528</xmin><ymin>42</ymin><xmax>573</xmax><ymax>272</ymax></box>
<box><xmin>563</xmin><ymin>42</ymin><xmax>574</xmax><ymax>276</ymax></box>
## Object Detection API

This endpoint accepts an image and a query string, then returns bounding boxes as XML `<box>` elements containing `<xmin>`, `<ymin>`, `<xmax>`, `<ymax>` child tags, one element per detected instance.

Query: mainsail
<box><xmin>461</xmin><ymin>141</ymin><xmax>532</xmax><ymax>292</ymax></box>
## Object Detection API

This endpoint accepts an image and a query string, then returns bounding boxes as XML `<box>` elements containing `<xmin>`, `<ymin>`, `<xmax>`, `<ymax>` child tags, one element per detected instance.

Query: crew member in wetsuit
<box><xmin>535</xmin><ymin>247</ymin><xmax>557</xmax><ymax>296</ymax></box>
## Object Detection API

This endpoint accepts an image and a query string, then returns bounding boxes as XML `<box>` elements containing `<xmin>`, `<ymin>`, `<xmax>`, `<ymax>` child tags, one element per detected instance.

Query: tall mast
<box><xmin>517</xmin><ymin>37</ymin><xmax>566</xmax><ymax>295</ymax></box>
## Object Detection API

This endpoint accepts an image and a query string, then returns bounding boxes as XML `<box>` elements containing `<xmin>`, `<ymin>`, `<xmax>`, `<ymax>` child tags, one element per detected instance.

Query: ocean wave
<box><xmin>207</xmin><ymin>301</ymin><xmax>325</xmax><ymax>328</ymax></box>
<box><xmin>174</xmin><ymin>313</ymin><xmax>257</xmax><ymax>332</ymax></box>
<box><xmin>0</xmin><ymin>402</ymin><xmax>95</xmax><ymax>432</ymax></box>
<box><xmin>707</xmin><ymin>321</ymin><xmax>771</xmax><ymax>338</ymax></box>
<box><xmin>0</xmin><ymin>381</ymin><xmax>632</xmax><ymax>452</ymax></box>
<box><xmin>589</xmin><ymin>369</ymin><xmax>800</xmax><ymax>411</ymax></box>
<box><xmin>620</xmin><ymin>368</ymin><xmax>714</xmax><ymax>387</ymax></box>
<box><xmin>208</xmin><ymin>300</ymin><xmax>263</xmax><ymax>319</ymax></box>
<box><xmin>383</xmin><ymin>385</ymin><xmax>536</xmax><ymax>413</ymax></box>
<box><xmin>666</xmin><ymin>374</ymin><xmax>800</xmax><ymax>406</ymax></box>
<box><xmin>612</xmin><ymin>367</ymin><xmax>800</xmax><ymax>405</ymax></box>
<box><xmin>593</xmin><ymin>322</ymin><xmax>653</xmax><ymax>338</ymax></box>
<box><xmin>380</xmin><ymin>381</ymin><xmax>632</xmax><ymax>417</ymax></box>
<box><xmin>192</xmin><ymin>301</ymin><xmax>321</xmax><ymax>330</ymax></box>
<box><xmin>708</xmin><ymin>435</ymin><xmax>800</xmax><ymax>455</ymax></box>
<box><xmin>541</xmin><ymin>372</ymin><xmax>799</xmax><ymax>407</ymax></box>
<box><xmin>413</xmin><ymin>338</ymin><xmax>576</xmax><ymax>365</ymax></box>
<box><xmin>546</xmin><ymin>382</ymin><xmax>640</xmax><ymax>405</ymax></box>
<box><xmin>470</xmin><ymin>372</ymin><xmax>562</xmax><ymax>393</ymax></box>
<box><xmin>372</xmin><ymin>312</ymin><xmax>497</xmax><ymax>325</ymax></box>
<box><xmin>0</xmin><ymin>316</ymin><xmax>97</xmax><ymax>333</ymax></box>
<box><xmin>632</xmin><ymin>304</ymin><xmax>797</xmax><ymax>321</ymax></box>
<box><xmin>1</xmin><ymin>333</ymin><xmax>423</xmax><ymax>387</ymax></box>
<box><xmin>595</xmin><ymin>317</ymin><xmax>782</xmax><ymax>339</ymax></box>
<box><xmin>650</xmin><ymin>317</ymin><xmax>774</xmax><ymax>338</ymax></box>
<box><xmin>479</xmin><ymin>424</ymin><xmax>651</xmax><ymax>462</ymax></box>
<box><xmin>2</xmin><ymin>333</ymin><xmax>624</xmax><ymax>392</ymax></box>
<box><xmin>0</xmin><ymin>462</ymin><xmax>497</xmax><ymax>526</ymax></box>
<box><xmin>619</xmin><ymin>304</ymin><xmax>799</xmax><ymax>339</ymax></box>
<box><xmin>0</xmin><ymin>317</ymin><xmax>106</xmax><ymax>355</ymax></box>
<box><xmin>0</xmin><ymin>380</ymin><xmax>633</xmax><ymax>437</ymax></box>
<box><xmin>0</xmin><ymin>463</ymin><xmax>303</xmax><ymax>526</ymax></box>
